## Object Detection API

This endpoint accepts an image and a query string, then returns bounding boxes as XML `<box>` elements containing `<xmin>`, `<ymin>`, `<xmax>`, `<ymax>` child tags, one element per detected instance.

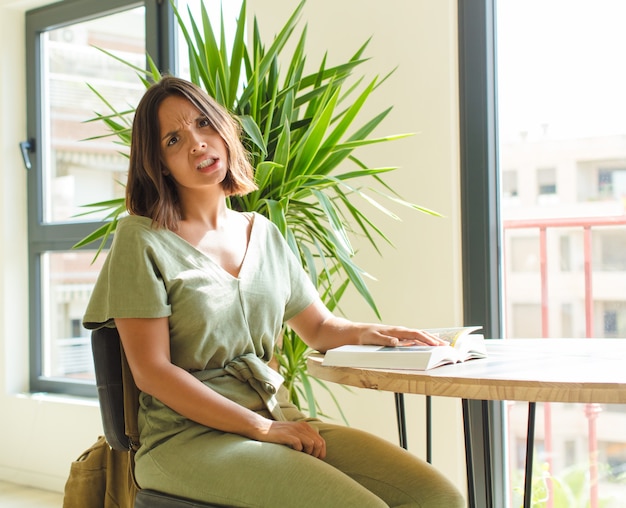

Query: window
<box><xmin>597</xmin><ymin>167</ymin><xmax>626</xmax><ymax>200</ymax></box>
<box><xmin>501</xmin><ymin>169</ymin><xmax>518</xmax><ymax>198</ymax></box>
<box><xmin>25</xmin><ymin>0</ymin><xmax>171</xmax><ymax>396</ymax></box>
<box><xmin>460</xmin><ymin>0</ymin><xmax>626</xmax><ymax>505</ymax></box>
<box><xmin>559</xmin><ymin>234</ymin><xmax>571</xmax><ymax>271</ymax></box>
<box><xmin>25</xmin><ymin>0</ymin><xmax>242</xmax><ymax>396</ymax></box>
<box><xmin>577</xmin><ymin>162</ymin><xmax>626</xmax><ymax>202</ymax></box>
<box><xmin>493</xmin><ymin>0</ymin><xmax>626</xmax><ymax>505</ymax></box>
<box><xmin>599</xmin><ymin>169</ymin><xmax>614</xmax><ymax>198</ymax></box>
<box><xmin>604</xmin><ymin>310</ymin><xmax>618</xmax><ymax>336</ymax></box>
<box><xmin>601</xmin><ymin>303</ymin><xmax>626</xmax><ymax>337</ymax></box>
<box><xmin>596</xmin><ymin>228</ymin><xmax>626</xmax><ymax>271</ymax></box>
<box><xmin>510</xmin><ymin>236</ymin><xmax>539</xmax><ymax>272</ymax></box>
<box><xmin>537</xmin><ymin>167</ymin><xmax>556</xmax><ymax>196</ymax></box>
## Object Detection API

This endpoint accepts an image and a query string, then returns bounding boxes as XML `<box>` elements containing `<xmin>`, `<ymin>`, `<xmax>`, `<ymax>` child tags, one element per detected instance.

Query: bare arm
<box><xmin>287</xmin><ymin>299</ymin><xmax>446</xmax><ymax>353</ymax></box>
<box><xmin>115</xmin><ymin>317</ymin><xmax>325</xmax><ymax>458</ymax></box>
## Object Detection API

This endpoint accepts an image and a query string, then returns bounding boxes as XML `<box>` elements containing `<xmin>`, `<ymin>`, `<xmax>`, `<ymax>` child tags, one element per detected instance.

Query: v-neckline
<box><xmin>171</xmin><ymin>211</ymin><xmax>256</xmax><ymax>280</ymax></box>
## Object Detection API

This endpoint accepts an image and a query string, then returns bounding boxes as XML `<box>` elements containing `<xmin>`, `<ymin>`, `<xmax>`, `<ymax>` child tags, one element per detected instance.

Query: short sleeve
<box><xmin>260</xmin><ymin>218</ymin><xmax>319</xmax><ymax>321</ymax></box>
<box><xmin>83</xmin><ymin>217</ymin><xmax>172</xmax><ymax>330</ymax></box>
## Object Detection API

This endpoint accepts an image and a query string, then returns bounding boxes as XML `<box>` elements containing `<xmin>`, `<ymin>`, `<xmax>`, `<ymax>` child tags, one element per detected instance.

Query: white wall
<box><xmin>0</xmin><ymin>0</ymin><xmax>465</xmax><ymax>496</ymax></box>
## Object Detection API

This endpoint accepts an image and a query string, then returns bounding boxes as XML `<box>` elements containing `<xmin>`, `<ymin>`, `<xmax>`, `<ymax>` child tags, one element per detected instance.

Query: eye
<box><xmin>199</xmin><ymin>117</ymin><xmax>211</xmax><ymax>128</ymax></box>
<box><xmin>166</xmin><ymin>136</ymin><xmax>179</xmax><ymax>147</ymax></box>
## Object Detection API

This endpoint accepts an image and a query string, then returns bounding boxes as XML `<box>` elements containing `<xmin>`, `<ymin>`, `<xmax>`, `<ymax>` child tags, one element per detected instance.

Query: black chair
<box><xmin>92</xmin><ymin>326</ymin><xmax>223</xmax><ymax>508</ymax></box>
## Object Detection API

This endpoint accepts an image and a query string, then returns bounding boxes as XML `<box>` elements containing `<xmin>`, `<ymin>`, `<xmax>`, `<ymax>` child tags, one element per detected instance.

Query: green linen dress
<box><xmin>83</xmin><ymin>213</ymin><xmax>465</xmax><ymax>508</ymax></box>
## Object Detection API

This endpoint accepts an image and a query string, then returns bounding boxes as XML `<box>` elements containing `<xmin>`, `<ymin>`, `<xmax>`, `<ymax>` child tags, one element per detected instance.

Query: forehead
<box><xmin>158</xmin><ymin>95</ymin><xmax>202</xmax><ymax>130</ymax></box>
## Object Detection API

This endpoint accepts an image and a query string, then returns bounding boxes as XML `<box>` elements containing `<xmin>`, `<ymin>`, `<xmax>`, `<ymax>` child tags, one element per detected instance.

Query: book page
<box><xmin>425</xmin><ymin>326</ymin><xmax>482</xmax><ymax>346</ymax></box>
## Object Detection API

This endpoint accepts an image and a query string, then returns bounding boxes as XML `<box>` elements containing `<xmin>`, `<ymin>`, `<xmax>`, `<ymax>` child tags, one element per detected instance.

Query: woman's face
<box><xmin>158</xmin><ymin>94</ymin><xmax>229</xmax><ymax>193</ymax></box>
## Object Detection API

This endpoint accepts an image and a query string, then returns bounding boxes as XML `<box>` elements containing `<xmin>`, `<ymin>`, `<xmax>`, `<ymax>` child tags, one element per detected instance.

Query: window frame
<box><xmin>457</xmin><ymin>0</ymin><xmax>506</xmax><ymax>506</ymax></box>
<box><xmin>25</xmin><ymin>0</ymin><xmax>174</xmax><ymax>397</ymax></box>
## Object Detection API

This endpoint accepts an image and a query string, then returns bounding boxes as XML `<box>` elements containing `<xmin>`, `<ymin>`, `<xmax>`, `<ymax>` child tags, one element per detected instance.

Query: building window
<box><xmin>537</xmin><ymin>167</ymin><xmax>557</xmax><ymax>195</ymax></box>
<box><xmin>598</xmin><ymin>169</ymin><xmax>614</xmax><ymax>199</ymax></box>
<box><xmin>598</xmin><ymin>167</ymin><xmax>626</xmax><ymax>200</ymax></box>
<box><xmin>600</xmin><ymin>303</ymin><xmax>626</xmax><ymax>338</ymax></box>
<box><xmin>559</xmin><ymin>234</ymin><xmax>571</xmax><ymax>271</ymax></box>
<box><xmin>510</xmin><ymin>236</ymin><xmax>539</xmax><ymax>272</ymax></box>
<box><xmin>596</xmin><ymin>229</ymin><xmax>626</xmax><ymax>271</ymax></box>
<box><xmin>25</xmin><ymin>0</ymin><xmax>164</xmax><ymax>396</ymax></box>
<box><xmin>502</xmin><ymin>169</ymin><xmax>519</xmax><ymax>198</ymax></box>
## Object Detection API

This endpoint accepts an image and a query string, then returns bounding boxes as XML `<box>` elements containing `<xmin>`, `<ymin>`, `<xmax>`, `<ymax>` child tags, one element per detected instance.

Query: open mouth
<box><xmin>197</xmin><ymin>158</ymin><xmax>216</xmax><ymax>170</ymax></box>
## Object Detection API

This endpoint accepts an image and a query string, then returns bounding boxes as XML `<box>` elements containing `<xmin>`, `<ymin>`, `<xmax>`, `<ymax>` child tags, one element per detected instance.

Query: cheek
<box><xmin>162</xmin><ymin>145</ymin><xmax>183</xmax><ymax>168</ymax></box>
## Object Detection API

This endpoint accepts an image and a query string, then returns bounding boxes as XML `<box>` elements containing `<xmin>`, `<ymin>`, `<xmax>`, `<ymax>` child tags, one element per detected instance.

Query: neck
<box><xmin>178</xmin><ymin>187</ymin><xmax>229</xmax><ymax>229</ymax></box>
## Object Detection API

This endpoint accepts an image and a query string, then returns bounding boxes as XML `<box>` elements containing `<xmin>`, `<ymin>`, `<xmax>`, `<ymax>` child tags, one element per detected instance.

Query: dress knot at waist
<box><xmin>191</xmin><ymin>353</ymin><xmax>286</xmax><ymax>421</ymax></box>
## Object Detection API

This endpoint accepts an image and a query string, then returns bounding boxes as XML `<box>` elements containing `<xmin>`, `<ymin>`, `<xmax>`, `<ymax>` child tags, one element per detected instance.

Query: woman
<box><xmin>84</xmin><ymin>76</ymin><xmax>465</xmax><ymax>507</ymax></box>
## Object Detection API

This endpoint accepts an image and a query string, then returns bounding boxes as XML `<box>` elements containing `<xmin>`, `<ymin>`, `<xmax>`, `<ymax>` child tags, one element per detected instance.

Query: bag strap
<box><xmin>120</xmin><ymin>345</ymin><xmax>141</xmax><ymax>452</ymax></box>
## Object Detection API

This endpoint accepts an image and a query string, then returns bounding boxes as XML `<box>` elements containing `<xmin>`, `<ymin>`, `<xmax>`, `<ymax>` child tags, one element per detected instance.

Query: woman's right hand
<box><xmin>115</xmin><ymin>317</ymin><xmax>327</xmax><ymax>459</ymax></box>
<box><xmin>254</xmin><ymin>420</ymin><xmax>326</xmax><ymax>459</ymax></box>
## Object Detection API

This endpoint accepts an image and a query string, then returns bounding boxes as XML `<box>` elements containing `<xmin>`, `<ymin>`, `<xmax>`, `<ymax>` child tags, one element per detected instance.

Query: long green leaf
<box><xmin>238</xmin><ymin>0</ymin><xmax>305</xmax><ymax>106</ymax></box>
<box><xmin>291</xmin><ymin>87</ymin><xmax>340</xmax><ymax>177</ymax></box>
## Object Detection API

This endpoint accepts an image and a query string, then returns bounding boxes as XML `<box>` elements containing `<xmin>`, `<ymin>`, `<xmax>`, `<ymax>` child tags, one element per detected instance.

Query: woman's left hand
<box><xmin>357</xmin><ymin>324</ymin><xmax>447</xmax><ymax>348</ymax></box>
<box><xmin>288</xmin><ymin>300</ymin><xmax>448</xmax><ymax>353</ymax></box>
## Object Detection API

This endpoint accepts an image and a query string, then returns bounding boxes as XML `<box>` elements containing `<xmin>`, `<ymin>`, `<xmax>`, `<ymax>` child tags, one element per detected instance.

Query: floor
<box><xmin>0</xmin><ymin>480</ymin><xmax>63</xmax><ymax>508</ymax></box>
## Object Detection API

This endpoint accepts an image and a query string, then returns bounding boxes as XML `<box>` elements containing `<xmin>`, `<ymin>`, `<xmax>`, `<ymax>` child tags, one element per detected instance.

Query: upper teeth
<box><xmin>198</xmin><ymin>159</ymin><xmax>215</xmax><ymax>169</ymax></box>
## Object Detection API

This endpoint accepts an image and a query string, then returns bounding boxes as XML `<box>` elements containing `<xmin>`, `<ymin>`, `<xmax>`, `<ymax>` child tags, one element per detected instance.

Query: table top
<box><xmin>307</xmin><ymin>339</ymin><xmax>626</xmax><ymax>404</ymax></box>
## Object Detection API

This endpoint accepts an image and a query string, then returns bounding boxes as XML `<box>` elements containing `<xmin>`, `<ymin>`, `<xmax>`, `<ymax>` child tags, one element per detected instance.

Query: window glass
<box><xmin>536</xmin><ymin>167</ymin><xmax>556</xmax><ymax>196</ymax></box>
<box><xmin>41</xmin><ymin>251</ymin><xmax>106</xmax><ymax>381</ymax></box>
<box><xmin>497</xmin><ymin>0</ymin><xmax>626</xmax><ymax>505</ymax></box>
<box><xmin>41</xmin><ymin>7</ymin><xmax>145</xmax><ymax>223</ymax></box>
<box><xmin>28</xmin><ymin>2</ymin><xmax>147</xmax><ymax>393</ymax></box>
<box><xmin>501</xmin><ymin>169</ymin><xmax>518</xmax><ymax>199</ymax></box>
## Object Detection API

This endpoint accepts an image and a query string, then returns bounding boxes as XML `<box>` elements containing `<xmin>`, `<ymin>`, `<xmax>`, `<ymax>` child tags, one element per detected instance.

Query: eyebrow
<box><xmin>160</xmin><ymin>115</ymin><xmax>207</xmax><ymax>144</ymax></box>
<box><xmin>160</xmin><ymin>129</ymin><xmax>177</xmax><ymax>143</ymax></box>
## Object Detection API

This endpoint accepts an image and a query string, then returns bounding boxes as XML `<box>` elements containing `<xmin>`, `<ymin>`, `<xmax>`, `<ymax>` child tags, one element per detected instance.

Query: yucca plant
<box><xmin>76</xmin><ymin>0</ymin><xmax>437</xmax><ymax>418</ymax></box>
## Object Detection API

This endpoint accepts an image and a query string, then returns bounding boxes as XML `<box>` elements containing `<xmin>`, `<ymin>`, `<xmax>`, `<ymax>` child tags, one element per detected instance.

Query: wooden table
<box><xmin>307</xmin><ymin>339</ymin><xmax>626</xmax><ymax>508</ymax></box>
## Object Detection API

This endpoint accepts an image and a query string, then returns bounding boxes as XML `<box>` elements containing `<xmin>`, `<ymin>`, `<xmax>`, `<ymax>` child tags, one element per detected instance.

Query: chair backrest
<box><xmin>91</xmin><ymin>326</ymin><xmax>139</xmax><ymax>452</ymax></box>
<box><xmin>91</xmin><ymin>327</ymin><xmax>225</xmax><ymax>507</ymax></box>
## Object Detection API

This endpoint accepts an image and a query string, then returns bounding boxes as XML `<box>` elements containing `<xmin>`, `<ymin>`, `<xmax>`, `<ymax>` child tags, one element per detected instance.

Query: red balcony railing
<box><xmin>502</xmin><ymin>215</ymin><xmax>626</xmax><ymax>508</ymax></box>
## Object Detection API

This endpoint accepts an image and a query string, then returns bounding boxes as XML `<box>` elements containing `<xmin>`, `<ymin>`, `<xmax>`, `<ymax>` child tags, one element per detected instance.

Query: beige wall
<box><xmin>251</xmin><ymin>0</ymin><xmax>466</xmax><ymax>489</ymax></box>
<box><xmin>0</xmin><ymin>0</ymin><xmax>465</xmax><ymax>495</ymax></box>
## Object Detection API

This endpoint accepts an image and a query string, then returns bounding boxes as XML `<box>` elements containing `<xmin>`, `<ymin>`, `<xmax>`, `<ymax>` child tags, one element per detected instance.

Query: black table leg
<box><xmin>393</xmin><ymin>393</ymin><xmax>433</xmax><ymax>463</ymax></box>
<box><xmin>523</xmin><ymin>402</ymin><xmax>536</xmax><ymax>508</ymax></box>
<box><xmin>394</xmin><ymin>392</ymin><xmax>408</xmax><ymax>449</ymax></box>
<box><xmin>462</xmin><ymin>399</ymin><xmax>477</xmax><ymax>508</ymax></box>
<box><xmin>426</xmin><ymin>395</ymin><xmax>432</xmax><ymax>464</ymax></box>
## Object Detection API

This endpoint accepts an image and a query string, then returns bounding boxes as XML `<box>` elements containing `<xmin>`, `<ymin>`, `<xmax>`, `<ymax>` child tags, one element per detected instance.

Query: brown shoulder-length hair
<box><xmin>126</xmin><ymin>76</ymin><xmax>257</xmax><ymax>229</ymax></box>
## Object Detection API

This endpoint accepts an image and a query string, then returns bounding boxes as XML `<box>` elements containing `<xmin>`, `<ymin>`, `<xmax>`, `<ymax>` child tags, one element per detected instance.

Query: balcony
<box><xmin>502</xmin><ymin>215</ymin><xmax>626</xmax><ymax>508</ymax></box>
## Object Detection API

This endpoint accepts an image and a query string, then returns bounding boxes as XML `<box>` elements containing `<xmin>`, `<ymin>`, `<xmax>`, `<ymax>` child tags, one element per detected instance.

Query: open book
<box><xmin>322</xmin><ymin>326</ymin><xmax>486</xmax><ymax>371</ymax></box>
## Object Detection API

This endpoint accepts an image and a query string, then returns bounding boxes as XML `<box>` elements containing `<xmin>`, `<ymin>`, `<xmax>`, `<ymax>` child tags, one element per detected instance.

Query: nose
<box><xmin>190</xmin><ymin>132</ymin><xmax>207</xmax><ymax>153</ymax></box>
<box><xmin>191</xmin><ymin>140</ymin><xmax>207</xmax><ymax>153</ymax></box>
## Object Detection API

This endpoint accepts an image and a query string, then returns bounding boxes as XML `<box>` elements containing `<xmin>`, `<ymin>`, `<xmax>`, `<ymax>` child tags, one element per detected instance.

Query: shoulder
<box><xmin>116</xmin><ymin>214</ymin><xmax>155</xmax><ymax>234</ymax></box>
<box><xmin>110</xmin><ymin>215</ymin><xmax>175</xmax><ymax>256</ymax></box>
<box><xmin>115</xmin><ymin>215</ymin><xmax>170</xmax><ymax>242</ymax></box>
<box><xmin>249</xmin><ymin>212</ymin><xmax>287</xmax><ymax>244</ymax></box>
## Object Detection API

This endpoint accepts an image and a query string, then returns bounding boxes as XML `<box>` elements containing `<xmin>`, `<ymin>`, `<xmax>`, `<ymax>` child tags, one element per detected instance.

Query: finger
<box><xmin>298</xmin><ymin>425</ymin><xmax>325</xmax><ymax>458</ymax></box>
<box><xmin>301</xmin><ymin>438</ymin><xmax>315</xmax><ymax>455</ymax></box>
<box><xmin>304</xmin><ymin>436</ymin><xmax>326</xmax><ymax>459</ymax></box>
<box><xmin>288</xmin><ymin>435</ymin><xmax>304</xmax><ymax>452</ymax></box>
<box><xmin>420</xmin><ymin>331</ymin><xmax>447</xmax><ymax>345</ymax></box>
<box><xmin>381</xmin><ymin>332</ymin><xmax>437</xmax><ymax>347</ymax></box>
<box><xmin>315</xmin><ymin>436</ymin><xmax>326</xmax><ymax>459</ymax></box>
<box><xmin>404</xmin><ymin>329</ymin><xmax>446</xmax><ymax>345</ymax></box>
